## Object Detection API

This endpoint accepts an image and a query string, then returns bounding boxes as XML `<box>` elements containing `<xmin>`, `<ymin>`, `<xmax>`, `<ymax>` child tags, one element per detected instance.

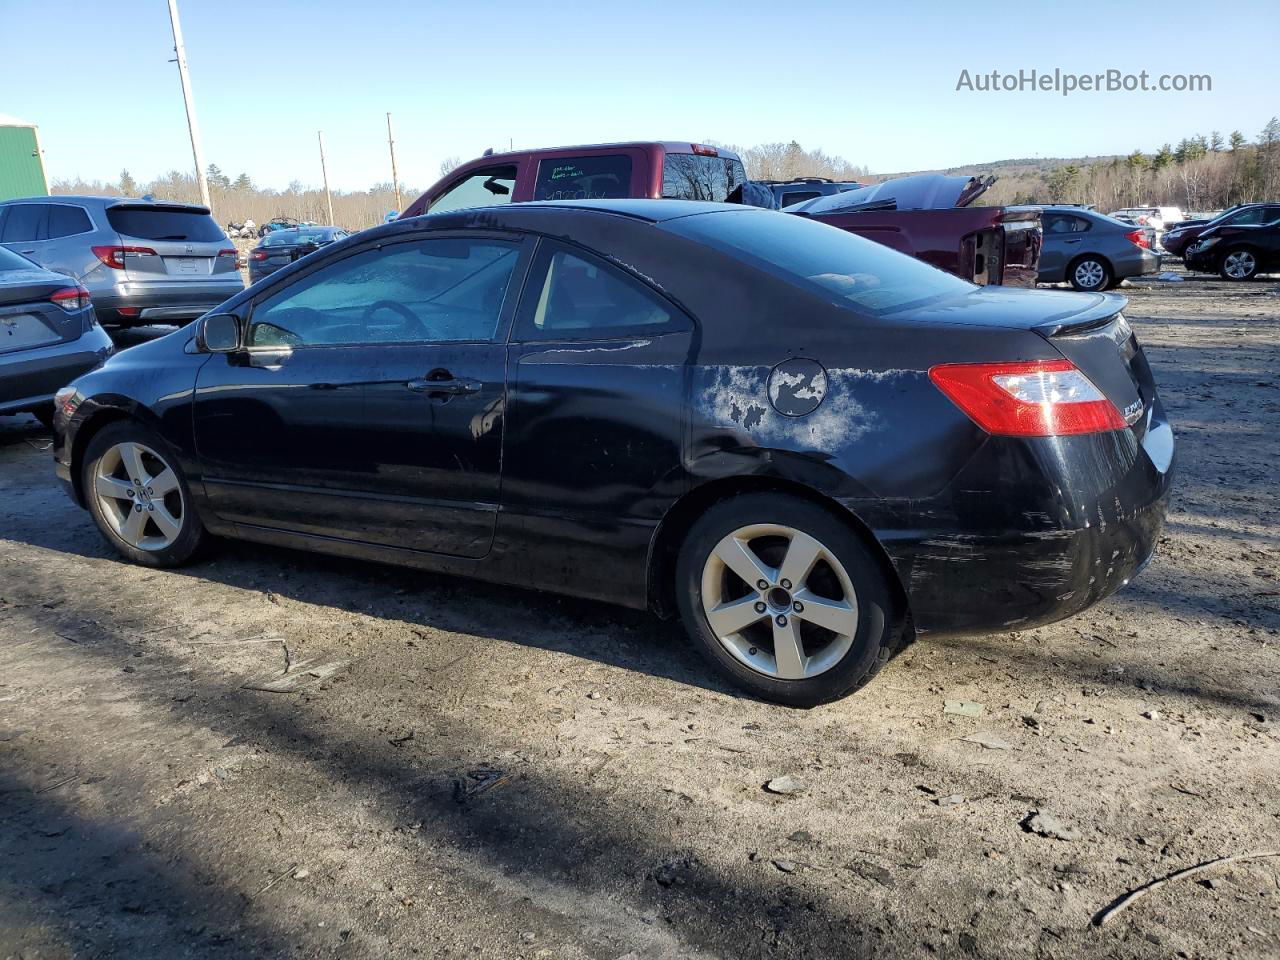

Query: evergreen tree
<box><xmin>119</xmin><ymin>169</ymin><xmax>136</xmax><ymax>195</ymax></box>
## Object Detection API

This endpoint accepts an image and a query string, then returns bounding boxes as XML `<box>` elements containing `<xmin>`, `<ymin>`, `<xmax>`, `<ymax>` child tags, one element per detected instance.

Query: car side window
<box><xmin>0</xmin><ymin>204</ymin><xmax>47</xmax><ymax>243</ymax></box>
<box><xmin>428</xmin><ymin>166</ymin><xmax>518</xmax><ymax>215</ymax></box>
<box><xmin>1226</xmin><ymin>207</ymin><xmax>1265</xmax><ymax>225</ymax></box>
<box><xmin>515</xmin><ymin>244</ymin><xmax>687</xmax><ymax>341</ymax></box>
<box><xmin>247</xmin><ymin>238</ymin><xmax>520</xmax><ymax>348</ymax></box>
<box><xmin>46</xmin><ymin>205</ymin><xmax>93</xmax><ymax>239</ymax></box>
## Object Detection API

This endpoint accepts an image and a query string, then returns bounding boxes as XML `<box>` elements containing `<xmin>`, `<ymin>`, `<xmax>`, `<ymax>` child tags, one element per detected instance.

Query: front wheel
<box><xmin>1068</xmin><ymin>256</ymin><xmax>1112</xmax><ymax>292</ymax></box>
<box><xmin>1219</xmin><ymin>247</ymin><xmax>1259</xmax><ymax>281</ymax></box>
<box><xmin>675</xmin><ymin>494</ymin><xmax>903</xmax><ymax>707</ymax></box>
<box><xmin>83</xmin><ymin>421</ymin><xmax>207</xmax><ymax>566</ymax></box>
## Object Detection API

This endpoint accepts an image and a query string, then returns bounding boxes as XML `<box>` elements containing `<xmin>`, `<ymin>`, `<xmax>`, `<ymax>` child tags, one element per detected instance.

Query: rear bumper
<box><xmin>90</xmin><ymin>278</ymin><xmax>245</xmax><ymax>324</ymax></box>
<box><xmin>1117</xmin><ymin>248</ymin><xmax>1161</xmax><ymax>279</ymax></box>
<box><xmin>862</xmin><ymin>412</ymin><xmax>1175</xmax><ymax>634</ymax></box>
<box><xmin>0</xmin><ymin>326</ymin><xmax>115</xmax><ymax>414</ymax></box>
<box><xmin>247</xmin><ymin>262</ymin><xmax>286</xmax><ymax>283</ymax></box>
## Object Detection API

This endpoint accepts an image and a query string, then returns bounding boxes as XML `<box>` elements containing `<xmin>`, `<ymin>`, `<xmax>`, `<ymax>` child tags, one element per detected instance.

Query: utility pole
<box><xmin>386</xmin><ymin>112</ymin><xmax>402</xmax><ymax>212</ymax></box>
<box><xmin>317</xmin><ymin>131</ymin><xmax>335</xmax><ymax>226</ymax></box>
<box><xmin>166</xmin><ymin>0</ymin><xmax>210</xmax><ymax>209</ymax></box>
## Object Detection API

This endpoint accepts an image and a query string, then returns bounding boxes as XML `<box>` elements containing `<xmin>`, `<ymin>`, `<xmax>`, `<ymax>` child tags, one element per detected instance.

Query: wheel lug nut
<box><xmin>756</xmin><ymin>579</ymin><xmax>768</xmax><ymax>591</ymax></box>
<box><xmin>794</xmin><ymin>601</ymin><xmax>804</xmax><ymax>612</ymax></box>
<box><xmin>748</xmin><ymin>647</ymin><xmax>758</xmax><ymax>655</ymax></box>
<box><xmin>127</xmin><ymin>490</ymin><xmax>134</xmax><ymax>497</ymax></box>
<box><xmin>754</xmin><ymin>601</ymin><xmax>766</xmax><ymax>613</ymax></box>
<box><xmin>775</xmin><ymin>615</ymin><xmax>787</xmax><ymax>627</ymax></box>
<box><xmin>781</xmin><ymin>579</ymin><xmax>792</xmax><ymax>590</ymax></box>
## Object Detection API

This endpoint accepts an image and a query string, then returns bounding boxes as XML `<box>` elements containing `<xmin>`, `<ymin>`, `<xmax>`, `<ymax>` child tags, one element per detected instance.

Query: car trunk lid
<box><xmin>0</xmin><ymin>270</ymin><xmax>84</xmax><ymax>354</ymax></box>
<box><xmin>1035</xmin><ymin>303</ymin><xmax>1154</xmax><ymax>441</ymax></box>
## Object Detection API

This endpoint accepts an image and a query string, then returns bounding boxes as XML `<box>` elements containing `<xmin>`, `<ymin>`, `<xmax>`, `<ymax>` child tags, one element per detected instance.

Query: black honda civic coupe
<box><xmin>52</xmin><ymin>200</ymin><xmax>1174</xmax><ymax>706</ymax></box>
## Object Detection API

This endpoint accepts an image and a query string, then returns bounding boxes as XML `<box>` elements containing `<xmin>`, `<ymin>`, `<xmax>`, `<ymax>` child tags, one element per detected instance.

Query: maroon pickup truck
<box><xmin>401</xmin><ymin>142</ymin><xmax>1040</xmax><ymax>286</ymax></box>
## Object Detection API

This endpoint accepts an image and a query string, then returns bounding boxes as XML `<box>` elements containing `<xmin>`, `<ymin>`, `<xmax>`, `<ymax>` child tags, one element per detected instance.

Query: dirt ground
<box><xmin>1</xmin><ymin>267</ymin><xmax>1278</xmax><ymax>960</ymax></box>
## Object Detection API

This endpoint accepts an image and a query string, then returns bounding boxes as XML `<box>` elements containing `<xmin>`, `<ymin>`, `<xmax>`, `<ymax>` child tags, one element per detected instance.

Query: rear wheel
<box><xmin>675</xmin><ymin>493</ymin><xmax>902</xmax><ymax>706</ymax></box>
<box><xmin>1068</xmin><ymin>255</ymin><xmax>1112</xmax><ymax>292</ymax></box>
<box><xmin>83</xmin><ymin>421</ymin><xmax>206</xmax><ymax>566</ymax></box>
<box><xmin>1219</xmin><ymin>247</ymin><xmax>1259</xmax><ymax>281</ymax></box>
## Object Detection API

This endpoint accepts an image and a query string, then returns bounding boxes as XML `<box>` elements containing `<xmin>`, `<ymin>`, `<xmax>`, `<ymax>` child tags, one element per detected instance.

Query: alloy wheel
<box><xmin>1074</xmin><ymin>260</ymin><xmax>1105</xmax><ymax>289</ymax></box>
<box><xmin>700</xmin><ymin>523</ymin><xmax>859</xmax><ymax>680</ymax></box>
<box><xmin>93</xmin><ymin>441</ymin><xmax>185</xmax><ymax>551</ymax></box>
<box><xmin>1223</xmin><ymin>250</ymin><xmax>1256</xmax><ymax>279</ymax></box>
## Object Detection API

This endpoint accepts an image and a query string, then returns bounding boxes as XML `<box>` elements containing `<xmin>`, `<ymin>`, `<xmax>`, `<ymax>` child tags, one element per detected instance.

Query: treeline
<box><xmin>50</xmin><ymin>166</ymin><xmax>419</xmax><ymax>231</ymax></box>
<box><xmin>49</xmin><ymin>119</ymin><xmax>1278</xmax><ymax>227</ymax></box>
<box><xmin>984</xmin><ymin>117</ymin><xmax>1280</xmax><ymax>212</ymax></box>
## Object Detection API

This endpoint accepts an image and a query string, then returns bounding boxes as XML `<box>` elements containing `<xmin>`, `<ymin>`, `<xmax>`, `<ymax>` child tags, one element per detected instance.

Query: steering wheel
<box><xmin>361</xmin><ymin>299</ymin><xmax>428</xmax><ymax>339</ymax></box>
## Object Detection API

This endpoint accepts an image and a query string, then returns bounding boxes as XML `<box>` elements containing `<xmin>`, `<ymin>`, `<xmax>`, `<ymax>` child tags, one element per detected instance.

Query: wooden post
<box><xmin>166</xmin><ymin>0</ymin><xmax>210</xmax><ymax>210</ymax></box>
<box><xmin>318</xmin><ymin>131</ymin><xmax>335</xmax><ymax>226</ymax></box>
<box><xmin>386</xmin><ymin>113</ymin><xmax>402</xmax><ymax>212</ymax></box>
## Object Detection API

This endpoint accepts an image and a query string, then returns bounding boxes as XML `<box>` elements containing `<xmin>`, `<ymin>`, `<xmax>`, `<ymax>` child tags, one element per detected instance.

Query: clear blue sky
<box><xmin>7</xmin><ymin>0</ymin><xmax>1276</xmax><ymax>193</ymax></box>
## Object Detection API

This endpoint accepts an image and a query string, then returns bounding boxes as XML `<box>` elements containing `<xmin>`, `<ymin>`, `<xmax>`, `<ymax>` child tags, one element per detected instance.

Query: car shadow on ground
<box><xmin>0</xmin><ymin>590</ymin><xmax>887</xmax><ymax>958</ymax></box>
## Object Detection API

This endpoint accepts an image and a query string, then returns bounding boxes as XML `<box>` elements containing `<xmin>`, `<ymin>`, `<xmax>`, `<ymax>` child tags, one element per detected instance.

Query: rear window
<box><xmin>779</xmin><ymin>190</ymin><xmax>821</xmax><ymax>208</ymax></box>
<box><xmin>533</xmin><ymin>155</ymin><xmax>632</xmax><ymax>201</ymax></box>
<box><xmin>105</xmin><ymin>206</ymin><xmax>225</xmax><ymax>242</ymax></box>
<box><xmin>262</xmin><ymin>230</ymin><xmax>328</xmax><ymax>247</ymax></box>
<box><xmin>665</xmin><ymin>209</ymin><xmax>975</xmax><ymax>316</ymax></box>
<box><xmin>662</xmin><ymin>154</ymin><xmax>747</xmax><ymax>202</ymax></box>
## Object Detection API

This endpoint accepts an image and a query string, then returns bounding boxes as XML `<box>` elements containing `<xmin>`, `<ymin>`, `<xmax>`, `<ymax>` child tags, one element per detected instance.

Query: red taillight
<box><xmin>690</xmin><ymin>143</ymin><xmax>719</xmax><ymax>157</ymax></box>
<box><xmin>218</xmin><ymin>248</ymin><xmax>237</xmax><ymax>258</ymax></box>
<box><xmin>1125</xmin><ymin>230</ymin><xmax>1150</xmax><ymax>249</ymax></box>
<box><xmin>50</xmin><ymin>286</ymin><xmax>92</xmax><ymax>312</ymax></box>
<box><xmin>250</xmin><ymin>250</ymin><xmax>268</xmax><ymax>261</ymax></box>
<box><xmin>91</xmin><ymin>245</ymin><xmax>158</xmax><ymax>269</ymax></box>
<box><xmin>116</xmin><ymin>307</ymin><xmax>141</xmax><ymax>318</ymax></box>
<box><xmin>929</xmin><ymin>359</ymin><xmax>1127</xmax><ymax>437</ymax></box>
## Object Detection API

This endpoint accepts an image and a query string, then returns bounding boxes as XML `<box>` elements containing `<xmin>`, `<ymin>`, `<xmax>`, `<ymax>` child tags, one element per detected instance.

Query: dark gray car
<box><xmin>0</xmin><ymin>245</ymin><xmax>113</xmax><ymax>425</ymax></box>
<box><xmin>1023</xmin><ymin>206</ymin><xmax>1161</xmax><ymax>291</ymax></box>
<box><xmin>0</xmin><ymin>196</ymin><xmax>244</xmax><ymax>326</ymax></box>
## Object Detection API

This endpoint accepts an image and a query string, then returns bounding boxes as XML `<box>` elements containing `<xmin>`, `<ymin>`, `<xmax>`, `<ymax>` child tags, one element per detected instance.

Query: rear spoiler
<box><xmin>1033</xmin><ymin>292</ymin><xmax>1127</xmax><ymax>337</ymax></box>
<box><xmin>107</xmin><ymin>201</ymin><xmax>212</xmax><ymax>215</ymax></box>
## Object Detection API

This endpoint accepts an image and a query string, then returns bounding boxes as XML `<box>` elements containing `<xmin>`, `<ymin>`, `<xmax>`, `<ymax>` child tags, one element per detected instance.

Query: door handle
<box><xmin>406</xmin><ymin>376</ymin><xmax>481</xmax><ymax>395</ymax></box>
<box><xmin>1064</xmin><ymin>238</ymin><xmax>1082</xmax><ymax>244</ymax></box>
<box><xmin>19</xmin><ymin>249</ymin><xmax>35</xmax><ymax>254</ymax></box>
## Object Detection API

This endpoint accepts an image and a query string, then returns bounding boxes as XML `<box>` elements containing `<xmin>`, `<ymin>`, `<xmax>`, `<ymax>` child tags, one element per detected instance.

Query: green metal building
<box><xmin>0</xmin><ymin>115</ymin><xmax>49</xmax><ymax>201</ymax></box>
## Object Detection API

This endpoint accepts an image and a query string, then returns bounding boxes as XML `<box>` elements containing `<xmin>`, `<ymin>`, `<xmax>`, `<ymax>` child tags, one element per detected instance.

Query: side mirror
<box><xmin>197</xmin><ymin>313</ymin><xmax>242</xmax><ymax>353</ymax></box>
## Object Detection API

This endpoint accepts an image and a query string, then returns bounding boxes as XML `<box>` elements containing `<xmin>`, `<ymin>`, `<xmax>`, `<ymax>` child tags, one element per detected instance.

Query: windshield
<box><xmin>665</xmin><ymin>209</ymin><xmax>976</xmax><ymax>316</ymax></box>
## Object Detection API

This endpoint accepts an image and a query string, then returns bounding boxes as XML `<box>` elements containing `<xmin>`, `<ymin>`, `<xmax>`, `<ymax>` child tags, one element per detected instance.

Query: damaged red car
<box><xmin>53</xmin><ymin>200</ymin><xmax>1173</xmax><ymax>706</ymax></box>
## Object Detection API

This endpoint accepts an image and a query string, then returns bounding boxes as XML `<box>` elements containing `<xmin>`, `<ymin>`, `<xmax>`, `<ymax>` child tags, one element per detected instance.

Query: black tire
<box><xmin>1067</xmin><ymin>255</ymin><xmax>1112</xmax><ymax>292</ymax></box>
<box><xmin>1218</xmin><ymin>246</ymin><xmax>1260</xmax><ymax>281</ymax></box>
<box><xmin>82</xmin><ymin>420</ymin><xmax>207</xmax><ymax>567</ymax></box>
<box><xmin>674</xmin><ymin>493</ymin><xmax>904</xmax><ymax>707</ymax></box>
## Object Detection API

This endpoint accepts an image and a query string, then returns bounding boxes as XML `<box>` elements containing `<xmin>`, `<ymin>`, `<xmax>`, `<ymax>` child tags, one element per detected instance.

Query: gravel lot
<box><xmin>2</xmin><ymin>270</ymin><xmax>1278</xmax><ymax>959</ymax></box>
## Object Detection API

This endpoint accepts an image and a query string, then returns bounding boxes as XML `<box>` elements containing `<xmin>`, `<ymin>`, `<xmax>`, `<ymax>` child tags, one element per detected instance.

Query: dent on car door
<box><xmin>502</xmin><ymin>240</ymin><xmax>693</xmax><ymax>598</ymax></box>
